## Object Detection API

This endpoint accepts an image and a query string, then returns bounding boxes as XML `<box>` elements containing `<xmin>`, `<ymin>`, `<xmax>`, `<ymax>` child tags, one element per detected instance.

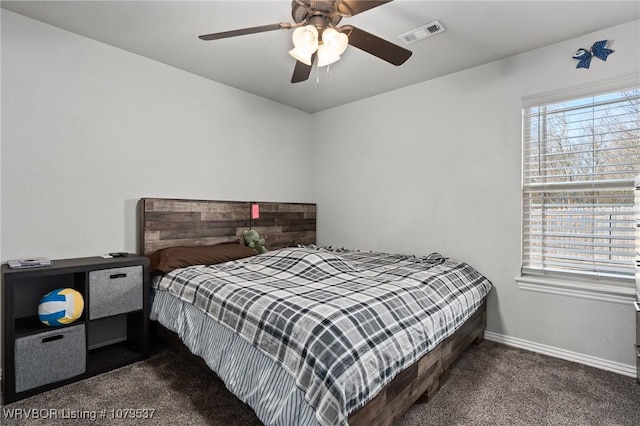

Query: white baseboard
<box><xmin>484</xmin><ymin>331</ymin><xmax>637</xmax><ymax>378</ymax></box>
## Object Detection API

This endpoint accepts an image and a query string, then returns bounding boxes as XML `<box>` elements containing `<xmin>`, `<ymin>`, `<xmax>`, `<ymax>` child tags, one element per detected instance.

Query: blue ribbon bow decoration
<box><xmin>573</xmin><ymin>40</ymin><xmax>615</xmax><ymax>69</ymax></box>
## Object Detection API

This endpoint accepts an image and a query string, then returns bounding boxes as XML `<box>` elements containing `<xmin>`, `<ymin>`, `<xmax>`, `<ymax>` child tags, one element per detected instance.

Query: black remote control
<box><xmin>109</xmin><ymin>252</ymin><xmax>129</xmax><ymax>258</ymax></box>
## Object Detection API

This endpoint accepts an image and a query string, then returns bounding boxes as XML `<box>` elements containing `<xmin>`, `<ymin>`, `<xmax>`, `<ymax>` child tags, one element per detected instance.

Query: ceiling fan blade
<box><xmin>336</xmin><ymin>1</ymin><xmax>393</xmax><ymax>17</ymax></box>
<box><xmin>291</xmin><ymin>54</ymin><xmax>316</xmax><ymax>83</ymax></box>
<box><xmin>199</xmin><ymin>23</ymin><xmax>288</xmax><ymax>41</ymax></box>
<box><xmin>342</xmin><ymin>25</ymin><xmax>412</xmax><ymax>66</ymax></box>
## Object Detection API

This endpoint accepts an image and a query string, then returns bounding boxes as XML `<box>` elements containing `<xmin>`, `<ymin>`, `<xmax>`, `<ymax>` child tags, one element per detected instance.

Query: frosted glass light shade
<box><xmin>289</xmin><ymin>25</ymin><xmax>319</xmax><ymax>66</ymax></box>
<box><xmin>316</xmin><ymin>28</ymin><xmax>348</xmax><ymax>67</ymax></box>
<box><xmin>291</xmin><ymin>25</ymin><xmax>318</xmax><ymax>50</ymax></box>
<box><xmin>289</xmin><ymin>46</ymin><xmax>314</xmax><ymax>66</ymax></box>
<box><xmin>321</xmin><ymin>28</ymin><xmax>348</xmax><ymax>56</ymax></box>
<box><xmin>317</xmin><ymin>44</ymin><xmax>341</xmax><ymax>67</ymax></box>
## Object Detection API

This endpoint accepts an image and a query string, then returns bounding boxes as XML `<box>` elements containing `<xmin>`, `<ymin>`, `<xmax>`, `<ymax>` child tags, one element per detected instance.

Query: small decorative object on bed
<box><xmin>243</xmin><ymin>229</ymin><xmax>268</xmax><ymax>254</ymax></box>
<box><xmin>38</xmin><ymin>288</ymin><xmax>84</xmax><ymax>327</ymax></box>
<box><xmin>573</xmin><ymin>39</ymin><xmax>614</xmax><ymax>69</ymax></box>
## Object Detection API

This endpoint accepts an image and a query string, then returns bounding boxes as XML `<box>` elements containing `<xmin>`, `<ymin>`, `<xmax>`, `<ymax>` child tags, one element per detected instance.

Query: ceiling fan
<box><xmin>198</xmin><ymin>0</ymin><xmax>412</xmax><ymax>83</ymax></box>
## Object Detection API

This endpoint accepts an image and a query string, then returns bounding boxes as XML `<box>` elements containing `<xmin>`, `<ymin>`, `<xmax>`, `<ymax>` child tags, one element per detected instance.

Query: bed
<box><xmin>139</xmin><ymin>198</ymin><xmax>492</xmax><ymax>426</ymax></box>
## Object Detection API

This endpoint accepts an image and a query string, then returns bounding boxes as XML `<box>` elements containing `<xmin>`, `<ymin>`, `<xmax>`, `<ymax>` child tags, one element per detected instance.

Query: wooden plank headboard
<box><xmin>138</xmin><ymin>198</ymin><xmax>316</xmax><ymax>257</ymax></box>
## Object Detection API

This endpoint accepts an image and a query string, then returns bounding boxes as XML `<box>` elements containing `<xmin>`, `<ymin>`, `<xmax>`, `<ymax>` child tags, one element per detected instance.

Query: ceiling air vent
<box><xmin>398</xmin><ymin>20</ymin><xmax>446</xmax><ymax>45</ymax></box>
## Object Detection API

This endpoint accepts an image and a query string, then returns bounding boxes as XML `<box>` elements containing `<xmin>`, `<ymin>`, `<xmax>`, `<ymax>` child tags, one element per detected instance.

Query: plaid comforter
<box><xmin>153</xmin><ymin>246</ymin><xmax>492</xmax><ymax>425</ymax></box>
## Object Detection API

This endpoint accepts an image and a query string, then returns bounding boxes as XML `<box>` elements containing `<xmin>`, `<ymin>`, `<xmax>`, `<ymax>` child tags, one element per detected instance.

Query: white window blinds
<box><xmin>522</xmin><ymin>87</ymin><xmax>640</xmax><ymax>281</ymax></box>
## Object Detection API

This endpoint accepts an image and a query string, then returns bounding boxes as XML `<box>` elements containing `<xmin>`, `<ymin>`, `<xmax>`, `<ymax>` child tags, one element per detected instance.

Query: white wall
<box><xmin>311</xmin><ymin>20</ymin><xmax>640</xmax><ymax>368</ymax></box>
<box><xmin>1</xmin><ymin>10</ymin><xmax>314</xmax><ymax>260</ymax></box>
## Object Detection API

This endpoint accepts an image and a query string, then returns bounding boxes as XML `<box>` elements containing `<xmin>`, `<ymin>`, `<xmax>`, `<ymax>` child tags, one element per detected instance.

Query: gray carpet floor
<box><xmin>2</xmin><ymin>340</ymin><xmax>639</xmax><ymax>425</ymax></box>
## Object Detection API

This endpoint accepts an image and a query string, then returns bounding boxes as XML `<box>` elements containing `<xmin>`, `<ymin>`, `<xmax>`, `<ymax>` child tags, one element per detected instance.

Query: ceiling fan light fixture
<box><xmin>289</xmin><ymin>46</ymin><xmax>315</xmax><ymax>66</ymax></box>
<box><xmin>315</xmin><ymin>28</ymin><xmax>348</xmax><ymax>67</ymax></box>
<box><xmin>289</xmin><ymin>24</ymin><xmax>319</xmax><ymax>66</ymax></box>
<box><xmin>316</xmin><ymin>44</ymin><xmax>341</xmax><ymax>67</ymax></box>
<box><xmin>321</xmin><ymin>28</ymin><xmax>348</xmax><ymax>56</ymax></box>
<box><xmin>291</xmin><ymin>25</ymin><xmax>318</xmax><ymax>51</ymax></box>
<box><xmin>199</xmin><ymin>1</ymin><xmax>412</xmax><ymax>84</ymax></box>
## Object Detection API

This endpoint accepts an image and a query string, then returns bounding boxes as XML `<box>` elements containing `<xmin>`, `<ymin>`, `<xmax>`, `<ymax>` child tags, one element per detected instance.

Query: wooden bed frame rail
<box><xmin>349</xmin><ymin>300</ymin><xmax>486</xmax><ymax>425</ymax></box>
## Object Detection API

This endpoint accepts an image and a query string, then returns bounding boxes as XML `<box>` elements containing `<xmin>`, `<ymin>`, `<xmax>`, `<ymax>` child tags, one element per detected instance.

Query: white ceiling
<box><xmin>2</xmin><ymin>1</ymin><xmax>639</xmax><ymax>113</ymax></box>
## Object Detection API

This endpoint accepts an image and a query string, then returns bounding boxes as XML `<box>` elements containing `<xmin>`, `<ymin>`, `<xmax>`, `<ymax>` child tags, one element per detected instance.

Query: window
<box><xmin>521</xmin><ymin>87</ymin><xmax>640</xmax><ymax>292</ymax></box>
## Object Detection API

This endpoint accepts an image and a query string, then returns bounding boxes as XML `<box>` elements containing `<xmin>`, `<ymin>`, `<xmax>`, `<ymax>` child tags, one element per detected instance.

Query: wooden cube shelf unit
<box><xmin>1</xmin><ymin>255</ymin><xmax>150</xmax><ymax>403</ymax></box>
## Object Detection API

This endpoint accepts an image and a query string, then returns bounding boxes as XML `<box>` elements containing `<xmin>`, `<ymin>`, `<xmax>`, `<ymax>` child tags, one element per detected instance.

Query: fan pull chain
<box><xmin>314</xmin><ymin>64</ymin><xmax>334</xmax><ymax>89</ymax></box>
<box><xmin>315</xmin><ymin>64</ymin><xmax>332</xmax><ymax>89</ymax></box>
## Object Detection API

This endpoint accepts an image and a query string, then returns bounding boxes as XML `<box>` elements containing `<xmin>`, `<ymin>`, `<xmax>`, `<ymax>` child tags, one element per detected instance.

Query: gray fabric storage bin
<box><xmin>15</xmin><ymin>324</ymin><xmax>86</xmax><ymax>393</ymax></box>
<box><xmin>89</xmin><ymin>265</ymin><xmax>143</xmax><ymax>319</ymax></box>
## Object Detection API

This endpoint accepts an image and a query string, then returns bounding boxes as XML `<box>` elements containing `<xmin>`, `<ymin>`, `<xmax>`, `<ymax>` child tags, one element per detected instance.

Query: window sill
<box><xmin>515</xmin><ymin>275</ymin><xmax>635</xmax><ymax>305</ymax></box>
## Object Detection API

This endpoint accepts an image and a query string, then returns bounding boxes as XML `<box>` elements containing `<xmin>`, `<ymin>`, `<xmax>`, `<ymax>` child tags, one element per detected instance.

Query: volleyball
<box><xmin>38</xmin><ymin>288</ymin><xmax>84</xmax><ymax>326</ymax></box>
